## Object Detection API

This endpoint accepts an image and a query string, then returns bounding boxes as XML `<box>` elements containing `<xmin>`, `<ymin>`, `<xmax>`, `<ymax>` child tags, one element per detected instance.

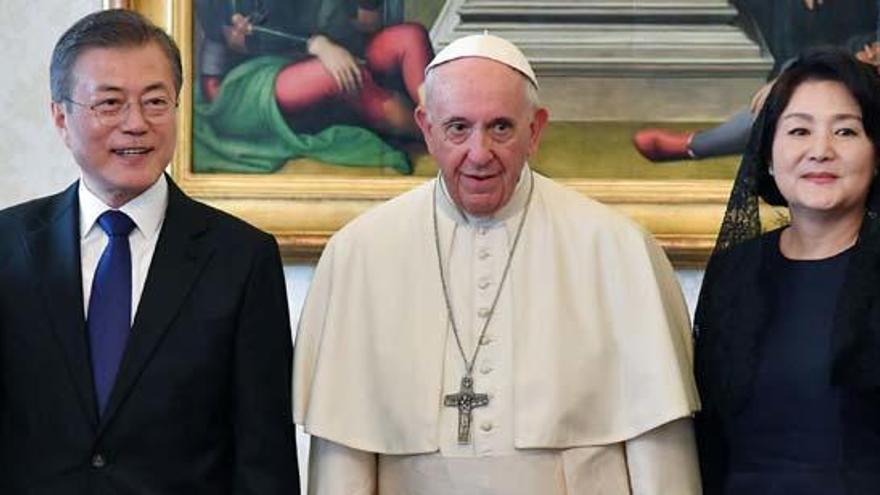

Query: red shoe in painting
<box><xmin>632</xmin><ymin>128</ymin><xmax>696</xmax><ymax>162</ymax></box>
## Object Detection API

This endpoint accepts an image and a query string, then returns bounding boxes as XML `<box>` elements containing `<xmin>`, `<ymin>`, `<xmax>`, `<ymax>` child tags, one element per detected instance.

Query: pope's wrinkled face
<box><xmin>771</xmin><ymin>79</ymin><xmax>877</xmax><ymax>221</ymax></box>
<box><xmin>415</xmin><ymin>58</ymin><xmax>548</xmax><ymax>216</ymax></box>
<box><xmin>51</xmin><ymin>42</ymin><xmax>178</xmax><ymax>208</ymax></box>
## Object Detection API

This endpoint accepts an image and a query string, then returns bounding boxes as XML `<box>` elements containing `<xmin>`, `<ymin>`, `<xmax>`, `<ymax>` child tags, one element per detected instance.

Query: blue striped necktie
<box><xmin>87</xmin><ymin>210</ymin><xmax>135</xmax><ymax>416</ymax></box>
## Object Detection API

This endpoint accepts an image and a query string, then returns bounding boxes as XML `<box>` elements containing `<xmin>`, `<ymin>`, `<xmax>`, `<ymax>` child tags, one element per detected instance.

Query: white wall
<box><xmin>0</xmin><ymin>0</ymin><xmax>96</xmax><ymax>206</ymax></box>
<box><xmin>0</xmin><ymin>1</ymin><xmax>704</xmax><ymax>491</ymax></box>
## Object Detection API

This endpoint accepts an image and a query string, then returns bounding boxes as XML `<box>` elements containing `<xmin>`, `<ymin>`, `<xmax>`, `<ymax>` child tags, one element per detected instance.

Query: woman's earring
<box><xmin>768</xmin><ymin>165</ymin><xmax>775</xmax><ymax>176</ymax></box>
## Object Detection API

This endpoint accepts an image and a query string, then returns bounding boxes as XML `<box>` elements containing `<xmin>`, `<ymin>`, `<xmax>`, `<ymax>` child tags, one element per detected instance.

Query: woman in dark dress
<box><xmin>694</xmin><ymin>49</ymin><xmax>880</xmax><ymax>494</ymax></box>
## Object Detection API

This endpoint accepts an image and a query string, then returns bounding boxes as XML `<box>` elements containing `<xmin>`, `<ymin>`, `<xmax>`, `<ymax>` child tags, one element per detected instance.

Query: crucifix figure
<box><xmin>444</xmin><ymin>375</ymin><xmax>489</xmax><ymax>444</ymax></box>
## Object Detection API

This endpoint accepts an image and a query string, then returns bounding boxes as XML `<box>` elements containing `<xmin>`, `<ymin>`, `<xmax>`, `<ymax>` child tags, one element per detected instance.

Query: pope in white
<box><xmin>294</xmin><ymin>34</ymin><xmax>702</xmax><ymax>494</ymax></box>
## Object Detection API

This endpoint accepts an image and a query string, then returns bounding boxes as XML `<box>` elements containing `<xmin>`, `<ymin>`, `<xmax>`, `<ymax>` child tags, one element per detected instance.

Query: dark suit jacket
<box><xmin>694</xmin><ymin>228</ymin><xmax>880</xmax><ymax>494</ymax></box>
<box><xmin>0</xmin><ymin>178</ymin><xmax>299</xmax><ymax>494</ymax></box>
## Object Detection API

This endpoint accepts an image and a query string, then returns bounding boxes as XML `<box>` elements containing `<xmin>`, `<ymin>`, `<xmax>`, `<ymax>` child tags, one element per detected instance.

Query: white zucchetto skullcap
<box><xmin>426</xmin><ymin>33</ymin><xmax>538</xmax><ymax>88</ymax></box>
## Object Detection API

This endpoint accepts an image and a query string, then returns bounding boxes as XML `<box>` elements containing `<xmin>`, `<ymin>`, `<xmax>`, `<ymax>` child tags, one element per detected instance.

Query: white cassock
<box><xmin>294</xmin><ymin>167</ymin><xmax>701</xmax><ymax>494</ymax></box>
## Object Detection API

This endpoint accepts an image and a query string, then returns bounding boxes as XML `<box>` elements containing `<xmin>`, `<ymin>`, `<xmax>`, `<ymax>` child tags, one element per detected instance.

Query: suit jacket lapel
<box><xmin>99</xmin><ymin>180</ymin><xmax>214</xmax><ymax>430</ymax></box>
<box><xmin>24</xmin><ymin>183</ymin><xmax>99</xmax><ymax>427</ymax></box>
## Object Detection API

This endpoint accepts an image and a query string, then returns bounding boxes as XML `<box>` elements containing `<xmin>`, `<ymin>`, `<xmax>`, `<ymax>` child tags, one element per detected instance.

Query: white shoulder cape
<box><xmin>294</xmin><ymin>174</ymin><xmax>700</xmax><ymax>454</ymax></box>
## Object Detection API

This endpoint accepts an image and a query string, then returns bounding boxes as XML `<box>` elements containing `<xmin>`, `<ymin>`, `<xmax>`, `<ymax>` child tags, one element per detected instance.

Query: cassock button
<box><xmin>90</xmin><ymin>453</ymin><xmax>106</xmax><ymax>469</ymax></box>
<box><xmin>477</xmin><ymin>307</ymin><xmax>491</xmax><ymax>318</ymax></box>
<box><xmin>478</xmin><ymin>279</ymin><xmax>491</xmax><ymax>290</ymax></box>
<box><xmin>480</xmin><ymin>421</ymin><xmax>494</xmax><ymax>432</ymax></box>
<box><xmin>478</xmin><ymin>227</ymin><xmax>489</xmax><ymax>236</ymax></box>
<box><xmin>480</xmin><ymin>335</ymin><xmax>493</xmax><ymax>345</ymax></box>
<box><xmin>478</xmin><ymin>249</ymin><xmax>491</xmax><ymax>260</ymax></box>
<box><xmin>480</xmin><ymin>364</ymin><xmax>493</xmax><ymax>374</ymax></box>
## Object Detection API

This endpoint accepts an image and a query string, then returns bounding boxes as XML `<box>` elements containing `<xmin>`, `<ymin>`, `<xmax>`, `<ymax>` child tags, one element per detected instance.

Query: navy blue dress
<box><xmin>721</xmin><ymin>235</ymin><xmax>880</xmax><ymax>494</ymax></box>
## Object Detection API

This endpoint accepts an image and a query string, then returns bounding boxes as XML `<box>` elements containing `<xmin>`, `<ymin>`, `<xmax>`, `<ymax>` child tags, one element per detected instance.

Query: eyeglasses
<box><xmin>64</xmin><ymin>95</ymin><xmax>178</xmax><ymax>127</ymax></box>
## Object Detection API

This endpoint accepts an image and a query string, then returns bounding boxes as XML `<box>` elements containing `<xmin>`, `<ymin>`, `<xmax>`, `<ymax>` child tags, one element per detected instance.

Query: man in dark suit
<box><xmin>0</xmin><ymin>9</ymin><xmax>299</xmax><ymax>494</ymax></box>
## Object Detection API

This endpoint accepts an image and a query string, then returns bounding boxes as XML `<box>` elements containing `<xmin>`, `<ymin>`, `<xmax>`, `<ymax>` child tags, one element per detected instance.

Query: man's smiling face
<box><xmin>52</xmin><ymin>41</ymin><xmax>177</xmax><ymax>207</ymax></box>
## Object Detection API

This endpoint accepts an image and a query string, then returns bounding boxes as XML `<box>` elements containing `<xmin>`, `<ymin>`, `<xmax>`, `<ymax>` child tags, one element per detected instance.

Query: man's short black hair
<box><xmin>50</xmin><ymin>9</ymin><xmax>183</xmax><ymax>102</ymax></box>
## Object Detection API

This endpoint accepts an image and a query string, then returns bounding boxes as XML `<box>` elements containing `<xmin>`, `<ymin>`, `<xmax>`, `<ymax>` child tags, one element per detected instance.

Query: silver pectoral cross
<box><xmin>444</xmin><ymin>375</ymin><xmax>489</xmax><ymax>444</ymax></box>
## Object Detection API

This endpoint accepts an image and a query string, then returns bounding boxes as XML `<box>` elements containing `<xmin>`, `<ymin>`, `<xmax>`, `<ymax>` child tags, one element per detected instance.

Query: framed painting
<box><xmin>109</xmin><ymin>0</ymin><xmax>879</xmax><ymax>266</ymax></box>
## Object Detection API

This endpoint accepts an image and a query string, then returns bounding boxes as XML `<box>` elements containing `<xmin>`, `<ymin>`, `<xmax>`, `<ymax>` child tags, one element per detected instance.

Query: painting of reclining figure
<box><xmin>191</xmin><ymin>0</ymin><xmax>880</xmax><ymax>181</ymax></box>
<box><xmin>193</xmin><ymin>0</ymin><xmax>434</xmax><ymax>175</ymax></box>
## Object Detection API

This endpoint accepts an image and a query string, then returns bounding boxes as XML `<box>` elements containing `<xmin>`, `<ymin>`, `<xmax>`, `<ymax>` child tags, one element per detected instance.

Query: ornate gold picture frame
<box><xmin>113</xmin><ymin>0</ymin><xmax>745</xmax><ymax>267</ymax></box>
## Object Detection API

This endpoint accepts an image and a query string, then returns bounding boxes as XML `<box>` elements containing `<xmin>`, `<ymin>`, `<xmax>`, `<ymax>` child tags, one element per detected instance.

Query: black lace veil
<box><xmin>709</xmin><ymin>110</ymin><xmax>768</xmax><ymax>254</ymax></box>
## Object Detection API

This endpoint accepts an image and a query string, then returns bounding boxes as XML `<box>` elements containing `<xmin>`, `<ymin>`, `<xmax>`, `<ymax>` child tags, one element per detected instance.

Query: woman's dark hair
<box><xmin>754</xmin><ymin>47</ymin><xmax>880</xmax><ymax>206</ymax></box>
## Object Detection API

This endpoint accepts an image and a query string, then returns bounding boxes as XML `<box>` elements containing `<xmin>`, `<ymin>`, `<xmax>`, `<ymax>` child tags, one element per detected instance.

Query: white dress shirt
<box><xmin>79</xmin><ymin>175</ymin><xmax>167</xmax><ymax>324</ymax></box>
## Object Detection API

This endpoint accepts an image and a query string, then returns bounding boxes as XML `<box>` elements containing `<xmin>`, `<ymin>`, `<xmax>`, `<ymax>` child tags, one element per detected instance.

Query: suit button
<box><xmin>91</xmin><ymin>453</ymin><xmax>106</xmax><ymax>469</ymax></box>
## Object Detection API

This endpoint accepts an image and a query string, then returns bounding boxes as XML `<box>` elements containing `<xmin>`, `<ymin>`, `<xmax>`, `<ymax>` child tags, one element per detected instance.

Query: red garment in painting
<box><xmin>204</xmin><ymin>23</ymin><xmax>431</xmax><ymax>131</ymax></box>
